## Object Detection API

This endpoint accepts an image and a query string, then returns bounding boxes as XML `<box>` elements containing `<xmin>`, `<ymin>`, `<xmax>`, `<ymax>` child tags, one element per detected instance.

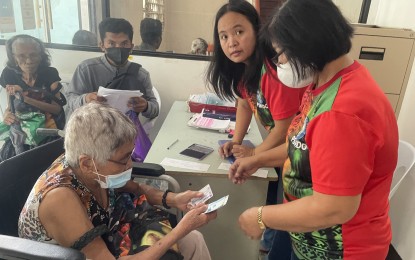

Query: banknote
<box><xmin>190</xmin><ymin>184</ymin><xmax>213</xmax><ymax>206</ymax></box>
<box><xmin>205</xmin><ymin>195</ymin><xmax>229</xmax><ymax>213</ymax></box>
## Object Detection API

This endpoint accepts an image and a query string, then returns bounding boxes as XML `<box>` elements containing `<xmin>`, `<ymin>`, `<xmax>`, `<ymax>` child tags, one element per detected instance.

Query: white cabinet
<box><xmin>350</xmin><ymin>24</ymin><xmax>415</xmax><ymax>116</ymax></box>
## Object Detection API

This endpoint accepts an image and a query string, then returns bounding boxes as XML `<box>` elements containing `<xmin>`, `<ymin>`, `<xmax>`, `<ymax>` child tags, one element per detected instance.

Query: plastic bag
<box><xmin>126</xmin><ymin>110</ymin><xmax>152</xmax><ymax>162</ymax></box>
<box><xmin>0</xmin><ymin>112</ymin><xmax>46</xmax><ymax>145</ymax></box>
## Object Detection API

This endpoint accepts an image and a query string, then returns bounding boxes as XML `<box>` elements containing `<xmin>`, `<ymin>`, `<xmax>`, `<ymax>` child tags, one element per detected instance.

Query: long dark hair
<box><xmin>206</xmin><ymin>1</ymin><xmax>274</xmax><ymax>101</ymax></box>
<box><xmin>266</xmin><ymin>0</ymin><xmax>354</xmax><ymax>79</ymax></box>
<box><xmin>5</xmin><ymin>34</ymin><xmax>51</xmax><ymax>69</ymax></box>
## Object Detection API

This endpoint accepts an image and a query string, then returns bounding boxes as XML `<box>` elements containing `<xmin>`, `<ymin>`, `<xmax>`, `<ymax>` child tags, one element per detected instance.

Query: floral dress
<box><xmin>18</xmin><ymin>154</ymin><xmax>179</xmax><ymax>258</ymax></box>
<box><xmin>18</xmin><ymin>154</ymin><xmax>110</xmax><ymax>244</ymax></box>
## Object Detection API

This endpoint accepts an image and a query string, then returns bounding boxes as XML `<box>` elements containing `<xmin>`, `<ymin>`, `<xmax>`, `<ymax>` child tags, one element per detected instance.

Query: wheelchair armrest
<box><xmin>0</xmin><ymin>235</ymin><xmax>85</xmax><ymax>260</ymax></box>
<box><xmin>132</xmin><ymin>162</ymin><xmax>165</xmax><ymax>177</ymax></box>
<box><xmin>131</xmin><ymin>162</ymin><xmax>182</xmax><ymax>221</ymax></box>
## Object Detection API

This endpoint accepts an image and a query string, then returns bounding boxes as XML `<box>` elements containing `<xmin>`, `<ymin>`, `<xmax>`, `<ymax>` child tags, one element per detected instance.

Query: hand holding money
<box><xmin>189</xmin><ymin>184</ymin><xmax>213</xmax><ymax>207</ymax></box>
<box><xmin>187</xmin><ymin>184</ymin><xmax>229</xmax><ymax>213</ymax></box>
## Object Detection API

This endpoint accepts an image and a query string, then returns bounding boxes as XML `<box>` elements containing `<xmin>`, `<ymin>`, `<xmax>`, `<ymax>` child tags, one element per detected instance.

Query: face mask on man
<box><xmin>105</xmin><ymin>47</ymin><xmax>131</xmax><ymax>66</ymax></box>
<box><xmin>92</xmin><ymin>160</ymin><xmax>132</xmax><ymax>189</ymax></box>
<box><xmin>277</xmin><ymin>62</ymin><xmax>314</xmax><ymax>88</ymax></box>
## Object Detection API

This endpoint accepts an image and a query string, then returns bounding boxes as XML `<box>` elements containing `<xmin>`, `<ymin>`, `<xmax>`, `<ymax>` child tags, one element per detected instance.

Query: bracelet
<box><xmin>257</xmin><ymin>206</ymin><xmax>266</xmax><ymax>230</ymax></box>
<box><xmin>162</xmin><ymin>189</ymin><xmax>172</xmax><ymax>209</ymax></box>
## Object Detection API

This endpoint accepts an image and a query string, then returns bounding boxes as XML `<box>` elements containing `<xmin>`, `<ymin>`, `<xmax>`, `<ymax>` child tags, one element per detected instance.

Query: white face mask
<box><xmin>92</xmin><ymin>160</ymin><xmax>132</xmax><ymax>189</ymax></box>
<box><xmin>277</xmin><ymin>62</ymin><xmax>314</xmax><ymax>88</ymax></box>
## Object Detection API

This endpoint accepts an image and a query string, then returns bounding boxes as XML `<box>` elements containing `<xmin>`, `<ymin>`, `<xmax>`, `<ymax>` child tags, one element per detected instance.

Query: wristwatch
<box><xmin>257</xmin><ymin>206</ymin><xmax>266</xmax><ymax>230</ymax></box>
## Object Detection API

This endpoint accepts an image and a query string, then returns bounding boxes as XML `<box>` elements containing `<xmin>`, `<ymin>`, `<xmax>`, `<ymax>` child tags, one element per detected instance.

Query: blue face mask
<box><xmin>92</xmin><ymin>160</ymin><xmax>132</xmax><ymax>189</ymax></box>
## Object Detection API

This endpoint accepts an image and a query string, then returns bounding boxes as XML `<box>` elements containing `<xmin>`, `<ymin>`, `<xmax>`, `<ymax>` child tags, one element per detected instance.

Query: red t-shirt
<box><xmin>283</xmin><ymin>61</ymin><xmax>398</xmax><ymax>259</ymax></box>
<box><xmin>240</xmin><ymin>62</ymin><xmax>306</xmax><ymax>131</ymax></box>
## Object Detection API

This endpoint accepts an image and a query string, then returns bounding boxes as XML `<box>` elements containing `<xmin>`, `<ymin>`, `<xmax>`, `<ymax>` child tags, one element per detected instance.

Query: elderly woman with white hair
<box><xmin>18</xmin><ymin>102</ymin><xmax>216</xmax><ymax>260</ymax></box>
<box><xmin>0</xmin><ymin>34</ymin><xmax>66</xmax><ymax>161</ymax></box>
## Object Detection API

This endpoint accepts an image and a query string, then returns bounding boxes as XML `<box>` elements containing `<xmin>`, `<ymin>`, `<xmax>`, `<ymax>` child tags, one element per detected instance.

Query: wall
<box><xmin>110</xmin><ymin>0</ymin><xmax>227</xmax><ymax>54</ymax></box>
<box><xmin>367</xmin><ymin>1</ymin><xmax>415</xmax><ymax>259</ymax></box>
<box><xmin>333</xmin><ymin>0</ymin><xmax>363</xmax><ymax>23</ymax></box>
<box><xmin>110</xmin><ymin>0</ymin><xmax>144</xmax><ymax>48</ymax></box>
<box><xmin>163</xmin><ymin>0</ymin><xmax>225</xmax><ymax>53</ymax></box>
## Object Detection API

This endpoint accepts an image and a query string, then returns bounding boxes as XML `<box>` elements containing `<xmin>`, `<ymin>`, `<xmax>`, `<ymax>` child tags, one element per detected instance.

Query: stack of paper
<box><xmin>97</xmin><ymin>86</ymin><xmax>143</xmax><ymax>113</ymax></box>
<box><xmin>187</xmin><ymin>113</ymin><xmax>230</xmax><ymax>132</ymax></box>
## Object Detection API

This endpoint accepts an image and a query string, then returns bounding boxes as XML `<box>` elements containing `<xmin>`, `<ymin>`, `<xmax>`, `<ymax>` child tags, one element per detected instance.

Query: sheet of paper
<box><xmin>188</xmin><ymin>114</ymin><xmax>230</xmax><ymax>131</ymax></box>
<box><xmin>97</xmin><ymin>86</ymin><xmax>143</xmax><ymax>113</ymax></box>
<box><xmin>252</xmin><ymin>169</ymin><xmax>268</xmax><ymax>178</ymax></box>
<box><xmin>190</xmin><ymin>184</ymin><xmax>213</xmax><ymax>206</ymax></box>
<box><xmin>160</xmin><ymin>157</ymin><xmax>210</xmax><ymax>172</ymax></box>
<box><xmin>218</xmin><ymin>163</ymin><xmax>268</xmax><ymax>178</ymax></box>
<box><xmin>205</xmin><ymin>195</ymin><xmax>229</xmax><ymax>213</ymax></box>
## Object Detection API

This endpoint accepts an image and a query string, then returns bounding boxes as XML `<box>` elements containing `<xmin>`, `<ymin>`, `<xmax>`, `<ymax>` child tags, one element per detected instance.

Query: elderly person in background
<box><xmin>189</xmin><ymin>38</ymin><xmax>208</xmax><ymax>55</ymax></box>
<box><xmin>19</xmin><ymin>102</ymin><xmax>216</xmax><ymax>260</ymax></box>
<box><xmin>0</xmin><ymin>34</ymin><xmax>66</xmax><ymax>162</ymax></box>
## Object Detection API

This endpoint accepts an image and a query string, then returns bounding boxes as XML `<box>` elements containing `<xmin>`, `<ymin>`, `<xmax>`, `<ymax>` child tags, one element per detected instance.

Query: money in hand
<box><xmin>205</xmin><ymin>195</ymin><xmax>229</xmax><ymax>213</ymax></box>
<box><xmin>190</xmin><ymin>184</ymin><xmax>213</xmax><ymax>207</ymax></box>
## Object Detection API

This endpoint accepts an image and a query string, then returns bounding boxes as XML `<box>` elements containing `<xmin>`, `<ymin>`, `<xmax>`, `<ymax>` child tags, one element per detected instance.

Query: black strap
<box><xmin>70</xmin><ymin>224</ymin><xmax>109</xmax><ymax>251</ymax></box>
<box><xmin>126</xmin><ymin>62</ymin><xmax>142</xmax><ymax>76</ymax></box>
<box><xmin>9</xmin><ymin>95</ymin><xmax>16</xmax><ymax>114</ymax></box>
<box><xmin>105</xmin><ymin>62</ymin><xmax>142</xmax><ymax>89</ymax></box>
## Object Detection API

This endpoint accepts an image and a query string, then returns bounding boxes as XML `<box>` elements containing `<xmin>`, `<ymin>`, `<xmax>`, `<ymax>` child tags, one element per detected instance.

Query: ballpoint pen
<box><xmin>167</xmin><ymin>139</ymin><xmax>179</xmax><ymax>150</ymax></box>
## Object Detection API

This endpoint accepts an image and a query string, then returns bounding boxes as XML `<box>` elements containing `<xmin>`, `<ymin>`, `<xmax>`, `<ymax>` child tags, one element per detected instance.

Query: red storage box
<box><xmin>187</xmin><ymin>100</ymin><xmax>237</xmax><ymax>114</ymax></box>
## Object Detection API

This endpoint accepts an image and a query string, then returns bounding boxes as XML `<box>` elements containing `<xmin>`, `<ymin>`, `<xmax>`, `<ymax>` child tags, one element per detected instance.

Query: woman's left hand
<box><xmin>239</xmin><ymin>207</ymin><xmax>264</xmax><ymax>240</ymax></box>
<box><xmin>6</xmin><ymin>84</ymin><xmax>23</xmax><ymax>95</ymax></box>
<box><xmin>171</xmin><ymin>190</ymin><xmax>204</xmax><ymax>211</ymax></box>
<box><xmin>232</xmin><ymin>144</ymin><xmax>255</xmax><ymax>159</ymax></box>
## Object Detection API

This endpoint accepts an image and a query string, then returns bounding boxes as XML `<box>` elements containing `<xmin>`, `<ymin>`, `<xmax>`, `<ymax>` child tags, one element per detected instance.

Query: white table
<box><xmin>145</xmin><ymin>101</ymin><xmax>277</xmax><ymax>260</ymax></box>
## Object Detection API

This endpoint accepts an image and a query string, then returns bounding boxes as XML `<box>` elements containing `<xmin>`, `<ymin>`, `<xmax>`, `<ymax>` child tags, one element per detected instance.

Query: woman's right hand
<box><xmin>219</xmin><ymin>141</ymin><xmax>239</xmax><ymax>159</ymax></box>
<box><xmin>228</xmin><ymin>156</ymin><xmax>260</xmax><ymax>184</ymax></box>
<box><xmin>176</xmin><ymin>203</ymin><xmax>217</xmax><ymax>235</ymax></box>
<box><xmin>3</xmin><ymin>110</ymin><xmax>17</xmax><ymax>125</ymax></box>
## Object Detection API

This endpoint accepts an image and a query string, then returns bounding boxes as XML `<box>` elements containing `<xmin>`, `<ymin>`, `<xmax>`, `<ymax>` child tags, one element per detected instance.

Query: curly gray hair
<box><xmin>65</xmin><ymin>102</ymin><xmax>137</xmax><ymax>168</ymax></box>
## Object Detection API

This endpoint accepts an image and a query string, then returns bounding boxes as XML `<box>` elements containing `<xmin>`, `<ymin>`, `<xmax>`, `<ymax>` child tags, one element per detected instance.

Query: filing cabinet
<box><xmin>350</xmin><ymin>24</ymin><xmax>415</xmax><ymax>116</ymax></box>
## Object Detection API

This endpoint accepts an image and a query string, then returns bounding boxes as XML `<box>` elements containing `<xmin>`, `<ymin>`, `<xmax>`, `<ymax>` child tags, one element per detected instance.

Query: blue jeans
<box><xmin>260</xmin><ymin>228</ymin><xmax>276</xmax><ymax>251</ymax></box>
<box><xmin>262</xmin><ymin>168</ymin><xmax>293</xmax><ymax>260</ymax></box>
<box><xmin>267</xmin><ymin>229</ymin><xmax>292</xmax><ymax>260</ymax></box>
<box><xmin>290</xmin><ymin>251</ymin><xmax>299</xmax><ymax>260</ymax></box>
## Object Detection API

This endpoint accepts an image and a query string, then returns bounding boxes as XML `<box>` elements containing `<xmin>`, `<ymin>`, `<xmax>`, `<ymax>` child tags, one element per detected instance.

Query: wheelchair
<box><xmin>0</xmin><ymin>136</ymin><xmax>181</xmax><ymax>260</ymax></box>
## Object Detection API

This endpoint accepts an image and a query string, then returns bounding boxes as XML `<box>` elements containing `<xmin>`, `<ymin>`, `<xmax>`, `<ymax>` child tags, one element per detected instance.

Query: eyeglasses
<box><xmin>13</xmin><ymin>53</ymin><xmax>41</xmax><ymax>63</ymax></box>
<box><xmin>271</xmin><ymin>51</ymin><xmax>284</xmax><ymax>66</ymax></box>
<box><xmin>106</xmin><ymin>151</ymin><xmax>134</xmax><ymax>170</ymax></box>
